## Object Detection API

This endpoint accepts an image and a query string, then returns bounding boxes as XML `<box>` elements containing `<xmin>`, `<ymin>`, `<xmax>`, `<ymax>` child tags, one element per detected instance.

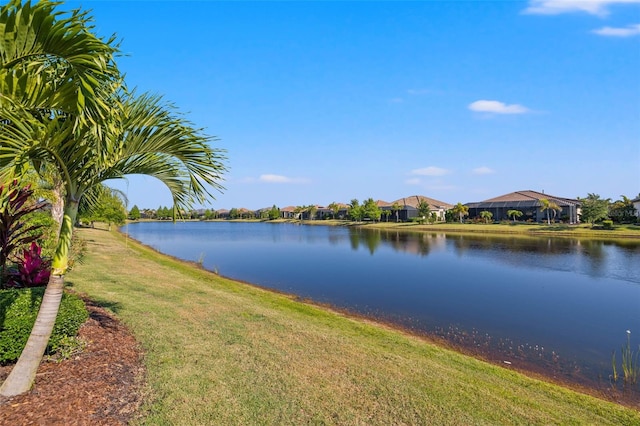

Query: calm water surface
<box><xmin>123</xmin><ymin>221</ymin><xmax>640</xmax><ymax>387</ymax></box>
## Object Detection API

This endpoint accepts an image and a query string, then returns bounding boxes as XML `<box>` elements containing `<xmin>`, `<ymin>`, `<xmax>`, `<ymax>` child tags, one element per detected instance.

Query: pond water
<box><xmin>122</xmin><ymin>221</ymin><xmax>640</xmax><ymax>389</ymax></box>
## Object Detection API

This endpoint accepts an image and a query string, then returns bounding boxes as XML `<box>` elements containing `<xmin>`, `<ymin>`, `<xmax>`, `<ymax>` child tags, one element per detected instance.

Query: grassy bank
<box><xmin>365</xmin><ymin>221</ymin><xmax>640</xmax><ymax>238</ymax></box>
<box><xmin>66</xmin><ymin>228</ymin><xmax>639</xmax><ymax>424</ymax></box>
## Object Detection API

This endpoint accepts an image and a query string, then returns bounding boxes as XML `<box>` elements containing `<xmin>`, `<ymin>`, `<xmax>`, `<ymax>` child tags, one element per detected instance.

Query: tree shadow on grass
<box><xmin>65</xmin><ymin>280</ymin><xmax>123</xmax><ymax>315</ymax></box>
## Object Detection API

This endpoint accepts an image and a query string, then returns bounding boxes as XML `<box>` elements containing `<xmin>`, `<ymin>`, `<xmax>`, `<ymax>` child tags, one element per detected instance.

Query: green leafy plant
<box><xmin>46</xmin><ymin>335</ymin><xmax>87</xmax><ymax>362</ymax></box>
<box><xmin>0</xmin><ymin>287</ymin><xmax>88</xmax><ymax>364</ymax></box>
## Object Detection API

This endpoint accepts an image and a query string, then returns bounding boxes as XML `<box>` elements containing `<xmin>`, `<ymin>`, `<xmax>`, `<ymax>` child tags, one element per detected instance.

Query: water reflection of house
<box><xmin>465</xmin><ymin>190</ymin><xmax>581</xmax><ymax>223</ymax></box>
<box><xmin>380</xmin><ymin>230</ymin><xmax>448</xmax><ymax>256</ymax></box>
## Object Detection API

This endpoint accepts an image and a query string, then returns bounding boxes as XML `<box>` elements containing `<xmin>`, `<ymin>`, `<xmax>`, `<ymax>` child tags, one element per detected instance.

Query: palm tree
<box><xmin>417</xmin><ymin>200</ymin><xmax>431</xmax><ymax>223</ymax></box>
<box><xmin>479</xmin><ymin>210</ymin><xmax>493</xmax><ymax>224</ymax></box>
<box><xmin>293</xmin><ymin>205</ymin><xmax>305</xmax><ymax>220</ymax></box>
<box><xmin>391</xmin><ymin>202</ymin><xmax>401</xmax><ymax>222</ymax></box>
<box><xmin>0</xmin><ymin>1</ymin><xmax>226</xmax><ymax>396</ymax></box>
<box><xmin>507</xmin><ymin>209</ymin><xmax>523</xmax><ymax>223</ymax></box>
<box><xmin>451</xmin><ymin>202</ymin><xmax>469</xmax><ymax>223</ymax></box>
<box><xmin>539</xmin><ymin>199</ymin><xmax>560</xmax><ymax>225</ymax></box>
<box><xmin>610</xmin><ymin>195</ymin><xmax>636</xmax><ymax>223</ymax></box>
<box><xmin>307</xmin><ymin>205</ymin><xmax>317</xmax><ymax>221</ymax></box>
<box><xmin>327</xmin><ymin>202</ymin><xmax>340</xmax><ymax>219</ymax></box>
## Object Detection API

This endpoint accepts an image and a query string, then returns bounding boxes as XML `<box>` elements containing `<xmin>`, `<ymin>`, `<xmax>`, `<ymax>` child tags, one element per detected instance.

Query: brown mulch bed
<box><xmin>0</xmin><ymin>299</ymin><xmax>145</xmax><ymax>426</ymax></box>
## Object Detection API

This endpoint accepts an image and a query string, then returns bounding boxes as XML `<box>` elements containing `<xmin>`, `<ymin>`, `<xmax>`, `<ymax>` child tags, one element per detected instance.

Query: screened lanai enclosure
<box><xmin>465</xmin><ymin>190</ymin><xmax>581</xmax><ymax>223</ymax></box>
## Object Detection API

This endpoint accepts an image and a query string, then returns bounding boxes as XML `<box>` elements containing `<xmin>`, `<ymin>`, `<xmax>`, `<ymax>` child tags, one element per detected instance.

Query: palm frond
<box><xmin>94</xmin><ymin>92</ymin><xmax>227</xmax><ymax>210</ymax></box>
<box><xmin>0</xmin><ymin>0</ymin><xmax>121</xmax><ymax>126</ymax></box>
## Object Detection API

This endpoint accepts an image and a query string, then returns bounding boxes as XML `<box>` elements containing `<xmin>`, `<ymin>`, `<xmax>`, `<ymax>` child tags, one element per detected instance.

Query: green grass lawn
<box><xmin>66</xmin><ymin>228</ymin><xmax>640</xmax><ymax>425</ymax></box>
<box><xmin>404</xmin><ymin>221</ymin><xmax>640</xmax><ymax>237</ymax></box>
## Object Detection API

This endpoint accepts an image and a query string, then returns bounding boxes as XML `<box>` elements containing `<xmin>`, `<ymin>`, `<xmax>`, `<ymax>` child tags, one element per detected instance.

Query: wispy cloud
<box><xmin>472</xmin><ymin>166</ymin><xmax>496</xmax><ymax>175</ymax></box>
<box><xmin>468</xmin><ymin>100</ymin><xmax>530</xmax><ymax>114</ymax></box>
<box><xmin>410</xmin><ymin>166</ymin><xmax>451</xmax><ymax>176</ymax></box>
<box><xmin>405</xmin><ymin>178</ymin><xmax>422</xmax><ymax>185</ymax></box>
<box><xmin>523</xmin><ymin>0</ymin><xmax>640</xmax><ymax>16</ymax></box>
<box><xmin>593</xmin><ymin>23</ymin><xmax>640</xmax><ymax>36</ymax></box>
<box><xmin>258</xmin><ymin>174</ymin><xmax>309</xmax><ymax>184</ymax></box>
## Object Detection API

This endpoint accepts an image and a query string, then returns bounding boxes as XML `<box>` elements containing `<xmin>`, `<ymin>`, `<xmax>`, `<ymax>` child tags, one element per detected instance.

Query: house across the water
<box><xmin>384</xmin><ymin>195</ymin><xmax>454</xmax><ymax>222</ymax></box>
<box><xmin>466</xmin><ymin>190</ymin><xmax>581</xmax><ymax>223</ymax></box>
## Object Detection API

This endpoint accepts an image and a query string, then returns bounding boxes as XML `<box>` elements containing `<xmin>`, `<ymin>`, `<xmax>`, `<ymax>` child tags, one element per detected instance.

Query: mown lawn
<box><xmin>66</xmin><ymin>228</ymin><xmax>640</xmax><ymax>425</ymax></box>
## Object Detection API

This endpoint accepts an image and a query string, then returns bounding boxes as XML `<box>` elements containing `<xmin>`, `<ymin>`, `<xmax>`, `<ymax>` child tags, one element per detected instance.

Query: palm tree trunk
<box><xmin>0</xmin><ymin>201</ymin><xmax>78</xmax><ymax>397</ymax></box>
<box><xmin>50</xmin><ymin>176</ymin><xmax>65</xmax><ymax>238</ymax></box>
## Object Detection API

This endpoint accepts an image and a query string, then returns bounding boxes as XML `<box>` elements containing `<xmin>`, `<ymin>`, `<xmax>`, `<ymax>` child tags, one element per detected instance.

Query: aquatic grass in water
<box><xmin>621</xmin><ymin>330</ymin><xmax>639</xmax><ymax>385</ymax></box>
<box><xmin>196</xmin><ymin>252</ymin><xmax>206</xmax><ymax>268</ymax></box>
<box><xmin>612</xmin><ymin>330</ymin><xmax>639</xmax><ymax>387</ymax></box>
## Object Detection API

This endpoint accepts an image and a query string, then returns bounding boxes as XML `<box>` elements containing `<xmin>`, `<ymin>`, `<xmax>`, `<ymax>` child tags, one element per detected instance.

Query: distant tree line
<box><xmin>125</xmin><ymin>193</ymin><xmax>639</xmax><ymax>226</ymax></box>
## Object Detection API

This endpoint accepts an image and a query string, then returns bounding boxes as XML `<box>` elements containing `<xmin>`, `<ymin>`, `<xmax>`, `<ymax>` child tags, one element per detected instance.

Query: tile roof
<box><xmin>375</xmin><ymin>200</ymin><xmax>392</xmax><ymax>207</ymax></box>
<box><xmin>467</xmin><ymin>190</ymin><xmax>580</xmax><ymax>208</ymax></box>
<box><xmin>392</xmin><ymin>195</ymin><xmax>454</xmax><ymax>210</ymax></box>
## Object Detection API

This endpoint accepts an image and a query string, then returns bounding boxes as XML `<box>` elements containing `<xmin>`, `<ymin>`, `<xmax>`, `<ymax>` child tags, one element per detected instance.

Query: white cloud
<box><xmin>389</xmin><ymin>97</ymin><xmax>404</xmax><ymax>104</ymax></box>
<box><xmin>468</xmin><ymin>100</ymin><xmax>530</xmax><ymax>114</ymax></box>
<box><xmin>472</xmin><ymin>166</ymin><xmax>496</xmax><ymax>175</ymax></box>
<box><xmin>258</xmin><ymin>174</ymin><xmax>309</xmax><ymax>184</ymax></box>
<box><xmin>523</xmin><ymin>0</ymin><xmax>640</xmax><ymax>16</ymax></box>
<box><xmin>593</xmin><ymin>23</ymin><xmax>640</xmax><ymax>36</ymax></box>
<box><xmin>410</xmin><ymin>166</ymin><xmax>451</xmax><ymax>176</ymax></box>
<box><xmin>405</xmin><ymin>178</ymin><xmax>421</xmax><ymax>185</ymax></box>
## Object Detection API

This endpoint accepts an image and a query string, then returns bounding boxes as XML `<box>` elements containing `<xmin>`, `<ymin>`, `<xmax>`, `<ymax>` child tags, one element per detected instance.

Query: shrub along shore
<box><xmin>67</xmin><ymin>227</ymin><xmax>639</xmax><ymax>424</ymax></box>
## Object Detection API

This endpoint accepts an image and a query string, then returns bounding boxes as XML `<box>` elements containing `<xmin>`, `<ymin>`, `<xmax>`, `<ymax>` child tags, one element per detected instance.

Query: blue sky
<box><xmin>70</xmin><ymin>0</ymin><xmax>639</xmax><ymax>210</ymax></box>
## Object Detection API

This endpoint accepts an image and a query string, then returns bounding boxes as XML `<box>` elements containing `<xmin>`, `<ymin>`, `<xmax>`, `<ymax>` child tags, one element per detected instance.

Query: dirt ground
<box><xmin>0</xmin><ymin>299</ymin><xmax>145</xmax><ymax>426</ymax></box>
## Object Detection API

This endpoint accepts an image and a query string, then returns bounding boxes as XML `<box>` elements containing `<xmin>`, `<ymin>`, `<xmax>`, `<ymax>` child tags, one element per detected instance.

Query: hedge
<box><xmin>0</xmin><ymin>287</ymin><xmax>88</xmax><ymax>364</ymax></box>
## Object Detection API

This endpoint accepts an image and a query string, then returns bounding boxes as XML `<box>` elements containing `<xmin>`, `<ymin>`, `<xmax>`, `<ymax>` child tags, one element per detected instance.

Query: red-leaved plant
<box><xmin>0</xmin><ymin>180</ymin><xmax>48</xmax><ymax>288</ymax></box>
<box><xmin>5</xmin><ymin>242</ymin><xmax>51</xmax><ymax>288</ymax></box>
